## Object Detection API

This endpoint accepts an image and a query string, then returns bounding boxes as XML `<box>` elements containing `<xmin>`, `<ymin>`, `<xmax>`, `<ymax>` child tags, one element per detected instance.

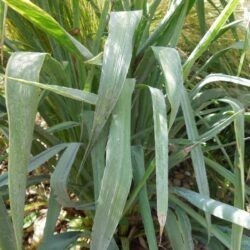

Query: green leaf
<box><xmin>149</xmin><ymin>87</ymin><xmax>168</xmax><ymax>237</ymax></box>
<box><xmin>42</xmin><ymin>190</ymin><xmax>61</xmax><ymax>241</ymax></box>
<box><xmin>2</xmin><ymin>0</ymin><xmax>93</xmax><ymax>59</ymax></box>
<box><xmin>0</xmin><ymin>1</ymin><xmax>7</xmax><ymax>58</ymax></box>
<box><xmin>131</xmin><ymin>146</ymin><xmax>158</xmax><ymax>250</ymax></box>
<box><xmin>152</xmin><ymin>47</ymin><xmax>181</xmax><ymax>129</ymax></box>
<box><xmin>183</xmin><ymin>0</ymin><xmax>239</xmax><ymax>79</ymax></box>
<box><xmin>153</xmin><ymin>47</ymin><xmax>210</xmax><ymax>226</ymax></box>
<box><xmin>5</xmin><ymin>76</ymin><xmax>98</xmax><ymax>105</ymax></box>
<box><xmin>191</xmin><ymin>73</ymin><xmax>250</xmax><ymax>98</ymax></box>
<box><xmin>0</xmin><ymin>143</ymin><xmax>69</xmax><ymax>187</ymax></box>
<box><xmin>90</xmin><ymin>79</ymin><xmax>135</xmax><ymax>250</ymax></box>
<box><xmin>166</xmin><ymin>207</ymin><xmax>194</xmax><ymax>250</ymax></box>
<box><xmin>5</xmin><ymin>52</ymin><xmax>47</xmax><ymax>250</ymax></box>
<box><xmin>220</xmin><ymin>97</ymin><xmax>245</xmax><ymax>250</ymax></box>
<box><xmin>85</xmin><ymin>11</ymin><xmax>142</xmax><ymax>161</ymax></box>
<box><xmin>169</xmin><ymin>194</ymin><xmax>231</xmax><ymax>248</ymax></box>
<box><xmin>173</xmin><ymin>188</ymin><xmax>250</xmax><ymax>229</ymax></box>
<box><xmin>50</xmin><ymin>143</ymin><xmax>93</xmax><ymax>209</ymax></box>
<box><xmin>38</xmin><ymin>231</ymin><xmax>83</xmax><ymax>250</ymax></box>
<box><xmin>0</xmin><ymin>196</ymin><xmax>16</xmax><ymax>250</ymax></box>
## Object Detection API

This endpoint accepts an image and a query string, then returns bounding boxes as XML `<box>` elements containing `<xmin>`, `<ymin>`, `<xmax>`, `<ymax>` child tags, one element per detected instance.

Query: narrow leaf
<box><xmin>183</xmin><ymin>0</ymin><xmax>239</xmax><ymax>79</ymax></box>
<box><xmin>38</xmin><ymin>231</ymin><xmax>83</xmax><ymax>250</ymax></box>
<box><xmin>173</xmin><ymin>188</ymin><xmax>250</xmax><ymax>229</ymax></box>
<box><xmin>149</xmin><ymin>87</ymin><xmax>168</xmax><ymax>238</ymax></box>
<box><xmin>220</xmin><ymin>97</ymin><xmax>245</xmax><ymax>250</ymax></box>
<box><xmin>3</xmin><ymin>0</ymin><xmax>93</xmax><ymax>59</ymax></box>
<box><xmin>91</xmin><ymin>79</ymin><xmax>135</xmax><ymax>250</ymax></box>
<box><xmin>0</xmin><ymin>196</ymin><xmax>16</xmax><ymax>250</ymax></box>
<box><xmin>50</xmin><ymin>143</ymin><xmax>93</xmax><ymax>209</ymax></box>
<box><xmin>5</xmin><ymin>76</ymin><xmax>98</xmax><ymax>105</ymax></box>
<box><xmin>5</xmin><ymin>52</ymin><xmax>46</xmax><ymax>249</ymax></box>
<box><xmin>152</xmin><ymin>47</ymin><xmax>181</xmax><ymax>129</ymax></box>
<box><xmin>166</xmin><ymin>207</ymin><xmax>194</xmax><ymax>250</ymax></box>
<box><xmin>131</xmin><ymin>146</ymin><xmax>158</xmax><ymax>250</ymax></box>
<box><xmin>86</xmin><ymin>11</ymin><xmax>142</xmax><ymax>159</ymax></box>
<box><xmin>153</xmin><ymin>47</ymin><xmax>210</xmax><ymax>226</ymax></box>
<box><xmin>0</xmin><ymin>143</ymin><xmax>69</xmax><ymax>187</ymax></box>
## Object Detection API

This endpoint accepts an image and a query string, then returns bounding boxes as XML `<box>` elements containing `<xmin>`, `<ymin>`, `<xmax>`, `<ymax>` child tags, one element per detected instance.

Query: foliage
<box><xmin>0</xmin><ymin>0</ymin><xmax>250</xmax><ymax>249</ymax></box>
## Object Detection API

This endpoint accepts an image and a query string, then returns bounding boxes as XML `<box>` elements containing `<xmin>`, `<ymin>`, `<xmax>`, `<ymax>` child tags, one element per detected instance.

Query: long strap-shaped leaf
<box><xmin>0</xmin><ymin>143</ymin><xmax>69</xmax><ymax>187</ymax></box>
<box><xmin>152</xmin><ymin>47</ymin><xmax>181</xmax><ymax>129</ymax></box>
<box><xmin>173</xmin><ymin>188</ymin><xmax>250</xmax><ymax>230</ymax></box>
<box><xmin>90</xmin><ymin>79</ymin><xmax>135</xmax><ymax>250</ymax></box>
<box><xmin>2</xmin><ymin>0</ymin><xmax>93</xmax><ymax>59</ymax></box>
<box><xmin>166</xmin><ymin>207</ymin><xmax>194</xmax><ymax>250</ymax></box>
<box><xmin>191</xmin><ymin>73</ymin><xmax>250</xmax><ymax>98</ymax></box>
<box><xmin>220</xmin><ymin>98</ymin><xmax>245</xmax><ymax>250</ymax></box>
<box><xmin>3</xmin><ymin>76</ymin><xmax>98</xmax><ymax>105</ymax></box>
<box><xmin>50</xmin><ymin>143</ymin><xmax>94</xmax><ymax>209</ymax></box>
<box><xmin>0</xmin><ymin>1</ymin><xmax>7</xmax><ymax>64</ymax></box>
<box><xmin>149</xmin><ymin>87</ymin><xmax>168</xmax><ymax>239</ymax></box>
<box><xmin>183</xmin><ymin>0</ymin><xmax>239</xmax><ymax>79</ymax></box>
<box><xmin>5</xmin><ymin>52</ymin><xmax>46</xmax><ymax>250</ymax></box>
<box><xmin>153</xmin><ymin>47</ymin><xmax>210</xmax><ymax>225</ymax></box>
<box><xmin>131</xmin><ymin>146</ymin><xmax>158</xmax><ymax>250</ymax></box>
<box><xmin>82</xmin><ymin>11</ymin><xmax>141</xmax><ymax>168</ymax></box>
<box><xmin>0</xmin><ymin>196</ymin><xmax>16</xmax><ymax>250</ymax></box>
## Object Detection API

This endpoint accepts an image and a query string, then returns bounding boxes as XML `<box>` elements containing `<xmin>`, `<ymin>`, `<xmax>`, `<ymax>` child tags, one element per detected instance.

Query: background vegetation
<box><xmin>0</xmin><ymin>0</ymin><xmax>250</xmax><ymax>249</ymax></box>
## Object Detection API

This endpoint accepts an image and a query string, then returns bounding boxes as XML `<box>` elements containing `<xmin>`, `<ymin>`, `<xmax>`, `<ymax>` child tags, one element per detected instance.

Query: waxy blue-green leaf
<box><xmin>220</xmin><ymin>97</ymin><xmax>245</xmax><ymax>250</ymax></box>
<box><xmin>2</xmin><ymin>0</ymin><xmax>93</xmax><ymax>59</ymax></box>
<box><xmin>5</xmin><ymin>52</ymin><xmax>47</xmax><ymax>250</ymax></box>
<box><xmin>131</xmin><ymin>146</ymin><xmax>158</xmax><ymax>250</ymax></box>
<box><xmin>0</xmin><ymin>143</ymin><xmax>69</xmax><ymax>187</ymax></box>
<box><xmin>85</xmin><ymin>11</ymin><xmax>142</xmax><ymax>161</ymax></box>
<box><xmin>38</xmin><ymin>231</ymin><xmax>84</xmax><ymax>250</ymax></box>
<box><xmin>166</xmin><ymin>207</ymin><xmax>194</xmax><ymax>250</ymax></box>
<box><xmin>153</xmin><ymin>47</ymin><xmax>210</xmax><ymax>226</ymax></box>
<box><xmin>4</xmin><ymin>76</ymin><xmax>98</xmax><ymax>105</ymax></box>
<box><xmin>149</xmin><ymin>87</ymin><xmax>168</xmax><ymax>237</ymax></box>
<box><xmin>152</xmin><ymin>47</ymin><xmax>181</xmax><ymax>129</ymax></box>
<box><xmin>191</xmin><ymin>73</ymin><xmax>250</xmax><ymax>98</ymax></box>
<box><xmin>0</xmin><ymin>1</ymin><xmax>7</xmax><ymax>64</ymax></box>
<box><xmin>50</xmin><ymin>143</ymin><xmax>93</xmax><ymax>209</ymax></box>
<box><xmin>91</xmin><ymin>79</ymin><xmax>135</xmax><ymax>250</ymax></box>
<box><xmin>173</xmin><ymin>188</ymin><xmax>250</xmax><ymax>229</ymax></box>
<box><xmin>183</xmin><ymin>0</ymin><xmax>239</xmax><ymax>79</ymax></box>
<box><xmin>0</xmin><ymin>196</ymin><xmax>16</xmax><ymax>250</ymax></box>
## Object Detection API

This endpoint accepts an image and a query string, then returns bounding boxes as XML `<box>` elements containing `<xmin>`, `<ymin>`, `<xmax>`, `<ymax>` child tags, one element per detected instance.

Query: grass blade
<box><xmin>166</xmin><ymin>207</ymin><xmax>194</xmax><ymax>250</ymax></box>
<box><xmin>149</xmin><ymin>87</ymin><xmax>168</xmax><ymax>239</ymax></box>
<box><xmin>38</xmin><ymin>231</ymin><xmax>83</xmax><ymax>250</ymax></box>
<box><xmin>169</xmin><ymin>194</ymin><xmax>231</xmax><ymax>248</ymax></box>
<box><xmin>0</xmin><ymin>1</ymin><xmax>7</xmax><ymax>64</ymax></box>
<box><xmin>183</xmin><ymin>0</ymin><xmax>239</xmax><ymax>79</ymax></box>
<box><xmin>80</xmin><ymin>11</ymin><xmax>141</xmax><ymax>173</ymax></box>
<box><xmin>152</xmin><ymin>47</ymin><xmax>181</xmax><ymax>129</ymax></box>
<box><xmin>196</xmin><ymin>0</ymin><xmax>207</xmax><ymax>35</ymax></box>
<box><xmin>50</xmin><ymin>143</ymin><xmax>93</xmax><ymax>209</ymax></box>
<box><xmin>4</xmin><ymin>76</ymin><xmax>98</xmax><ymax>105</ymax></box>
<box><xmin>173</xmin><ymin>188</ymin><xmax>250</xmax><ymax>229</ymax></box>
<box><xmin>0</xmin><ymin>196</ymin><xmax>16</xmax><ymax>250</ymax></box>
<box><xmin>0</xmin><ymin>143</ymin><xmax>69</xmax><ymax>187</ymax></box>
<box><xmin>90</xmin><ymin>79</ymin><xmax>135</xmax><ymax>250</ymax></box>
<box><xmin>2</xmin><ymin>0</ymin><xmax>93</xmax><ymax>59</ymax></box>
<box><xmin>220</xmin><ymin>97</ymin><xmax>245</xmax><ymax>250</ymax></box>
<box><xmin>42</xmin><ymin>190</ymin><xmax>61</xmax><ymax>241</ymax></box>
<box><xmin>192</xmin><ymin>73</ymin><xmax>250</xmax><ymax>98</ymax></box>
<box><xmin>131</xmin><ymin>145</ymin><xmax>158</xmax><ymax>250</ymax></box>
<box><xmin>90</xmin><ymin>10</ymin><xmax>141</xmax><ymax>142</ymax></box>
<box><xmin>153</xmin><ymin>47</ymin><xmax>210</xmax><ymax>226</ymax></box>
<box><xmin>5</xmin><ymin>52</ymin><xmax>47</xmax><ymax>249</ymax></box>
